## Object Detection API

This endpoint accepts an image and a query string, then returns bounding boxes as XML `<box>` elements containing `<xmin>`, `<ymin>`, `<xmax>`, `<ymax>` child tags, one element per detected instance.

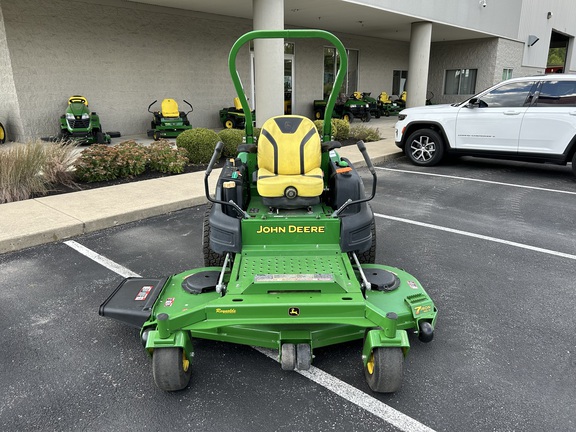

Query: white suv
<box><xmin>395</xmin><ymin>75</ymin><xmax>576</xmax><ymax>175</ymax></box>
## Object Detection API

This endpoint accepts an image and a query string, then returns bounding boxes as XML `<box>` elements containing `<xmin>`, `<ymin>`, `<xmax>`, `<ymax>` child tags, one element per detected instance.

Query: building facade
<box><xmin>0</xmin><ymin>0</ymin><xmax>574</xmax><ymax>141</ymax></box>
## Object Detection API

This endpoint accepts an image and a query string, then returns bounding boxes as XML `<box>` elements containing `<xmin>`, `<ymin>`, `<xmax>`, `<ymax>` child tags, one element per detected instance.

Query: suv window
<box><xmin>535</xmin><ymin>80</ymin><xmax>576</xmax><ymax>107</ymax></box>
<box><xmin>478</xmin><ymin>81</ymin><xmax>535</xmax><ymax>108</ymax></box>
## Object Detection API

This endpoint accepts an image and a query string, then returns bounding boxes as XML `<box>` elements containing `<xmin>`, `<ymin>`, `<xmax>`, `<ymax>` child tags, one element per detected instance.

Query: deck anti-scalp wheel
<box><xmin>281</xmin><ymin>343</ymin><xmax>297</xmax><ymax>370</ymax></box>
<box><xmin>364</xmin><ymin>347</ymin><xmax>403</xmax><ymax>393</ymax></box>
<box><xmin>152</xmin><ymin>347</ymin><xmax>192</xmax><ymax>391</ymax></box>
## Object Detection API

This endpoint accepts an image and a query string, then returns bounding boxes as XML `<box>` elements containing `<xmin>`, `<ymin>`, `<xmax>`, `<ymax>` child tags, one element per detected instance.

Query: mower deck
<box><xmin>99</xmin><ymin>29</ymin><xmax>437</xmax><ymax>393</ymax></box>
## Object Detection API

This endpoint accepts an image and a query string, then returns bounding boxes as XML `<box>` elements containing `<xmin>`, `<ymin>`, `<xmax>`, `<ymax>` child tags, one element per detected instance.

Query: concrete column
<box><xmin>253</xmin><ymin>0</ymin><xmax>284</xmax><ymax>126</ymax></box>
<box><xmin>406</xmin><ymin>21</ymin><xmax>432</xmax><ymax>108</ymax></box>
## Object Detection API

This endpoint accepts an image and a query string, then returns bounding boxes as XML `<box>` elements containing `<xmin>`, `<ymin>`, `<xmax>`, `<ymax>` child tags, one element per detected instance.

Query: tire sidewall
<box><xmin>404</xmin><ymin>129</ymin><xmax>444</xmax><ymax>166</ymax></box>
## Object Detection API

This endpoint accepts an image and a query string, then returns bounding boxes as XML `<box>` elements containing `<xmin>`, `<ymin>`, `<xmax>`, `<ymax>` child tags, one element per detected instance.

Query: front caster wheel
<box><xmin>364</xmin><ymin>347</ymin><xmax>403</xmax><ymax>393</ymax></box>
<box><xmin>152</xmin><ymin>347</ymin><xmax>192</xmax><ymax>391</ymax></box>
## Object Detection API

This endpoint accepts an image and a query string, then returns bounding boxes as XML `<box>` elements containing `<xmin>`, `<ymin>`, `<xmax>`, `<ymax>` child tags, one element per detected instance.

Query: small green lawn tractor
<box><xmin>219</xmin><ymin>97</ymin><xmax>256</xmax><ymax>129</ymax></box>
<box><xmin>59</xmin><ymin>95</ymin><xmax>111</xmax><ymax>144</ymax></box>
<box><xmin>377</xmin><ymin>92</ymin><xmax>403</xmax><ymax>117</ymax></box>
<box><xmin>99</xmin><ymin>29</ymin><xmax>437</xmax><ymax>393</ymax></box>
<box><xmin>356</xmin><ymin>91</ymin><xmax>381</xmax><ymax>119</ymax></box>
<box><xmin>313</xmin><ymin>92</ymin><xmax>371</xmax><ymax>123</ymax></box>
<box><xmin>147</xmin><ymin>98</ymin><xmax>193</xmax><ymax>140</ymax></box>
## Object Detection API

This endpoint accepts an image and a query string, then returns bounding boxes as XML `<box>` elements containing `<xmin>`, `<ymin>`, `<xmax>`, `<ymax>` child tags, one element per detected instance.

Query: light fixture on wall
<box><xmin>528</xmin><ymin>35</ymin><xmax>540</xmax><ymax>47</ymax></box>
<box><xmin>547</xmin><ymin>11</ymin><xmax>553</xmax><ymax>19</ymax></box>
<box><xmin>479</xmin><ymin>0</ymin><xmax>487</xmax><ymax>8</ymax></box>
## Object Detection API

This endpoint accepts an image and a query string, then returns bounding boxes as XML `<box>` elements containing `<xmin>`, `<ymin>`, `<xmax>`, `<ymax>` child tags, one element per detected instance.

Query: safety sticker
<box><xmin>407</xmin><ymin>280</ymin><xmax>419</xmax><ymax>290</ymax></box>
<box><xmin>134</xmin><ymin>285</ymin><xmax>153</xmax><ymax>301</ymax></box>
<box><xmin>164</xmin><ymin>298</ymin><xmax>175</xmax><ymax>307</ymax></box>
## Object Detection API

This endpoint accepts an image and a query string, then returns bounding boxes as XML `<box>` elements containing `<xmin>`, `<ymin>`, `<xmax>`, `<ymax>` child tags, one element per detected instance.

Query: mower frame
<box><xmin>99</xmin><ymin>29</ymin><xmax>436</xmax><ymax>393</ymax></box>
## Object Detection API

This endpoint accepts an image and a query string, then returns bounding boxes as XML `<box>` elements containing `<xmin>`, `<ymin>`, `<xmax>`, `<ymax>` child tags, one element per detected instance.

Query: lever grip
<box><xmin>206</xmin><ymin>141</ymin><xmax>224</xmax><ymax>176</ymax></box>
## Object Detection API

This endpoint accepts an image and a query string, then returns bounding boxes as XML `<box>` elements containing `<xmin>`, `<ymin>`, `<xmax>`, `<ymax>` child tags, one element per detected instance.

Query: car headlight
<box><xmin>398</xmin><ymin>114</ymin><xmax>407</xmax><ymax>121</ymax></box>
<box><xmin>81</xmin><ymin>113</ymin><xmax>90</xmax><ymax>120</ymax></box>
<box><xmin>66</xmin><ymin>113</ymin><xmax>75</xmax><ymax>120</ymax></box>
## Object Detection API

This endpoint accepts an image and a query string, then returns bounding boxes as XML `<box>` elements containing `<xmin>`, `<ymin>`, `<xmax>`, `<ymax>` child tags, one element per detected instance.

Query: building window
<box><xmin>323</xmin><ymin>47</ymin><xmax>359</xmax><ymax>98</ymax></box>
<box><xmin>444</xmin><ymin>69</ymin><xmax>477</xmax><ymax>95</ymax></box>
<box><xmin>392</xmin><ymin>70</ymin><xmax>408</xmax><ymax>96</ymax></box>
<box><xmin>502</xmin><ymin>68</ymin><xmax>513</xmax><ymax>81</ymax></box>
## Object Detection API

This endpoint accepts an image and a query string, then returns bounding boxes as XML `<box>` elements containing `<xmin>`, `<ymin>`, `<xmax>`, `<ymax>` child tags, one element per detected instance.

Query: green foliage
<box><xmin>332</xmin><ymin>119</ymin><xmax>350</xmax><ymax>141</ymax></box>
<box><xmin>218</xmin><ymin>129</ymin><xmax>244</xmax><ymax>157</ymax></box>
<box><xmin>349</xmin><ymin>125</ymin><xmax>381</xmax><ymax>142</ymax></box>
<box><xmin>115</xmin><ymin>140</ymin><xmax>148</xmax><ymax>177</ymax></box>
<box><xmin>74</xmin><ymin>145</ymin><xmax>119</xmax><ymax>182</ymax></box>
<box><xmin>313</xmin><ymin>119</ymin><xmax>338</xmax><ymax>140</ymax></box>
<box><xmin>176</xmin><ymin>128</ymin><xmax>220</xmax><ymax>164</ymax></box>
<box><xmin>547</xmin><ymin>47</ymin><xmax>566</xmax><ymax>67</ymax></box>
<box><xmin>148</xmin><ymin>140</ymin><xmax>189</xmax><ymax>174</ymax></box>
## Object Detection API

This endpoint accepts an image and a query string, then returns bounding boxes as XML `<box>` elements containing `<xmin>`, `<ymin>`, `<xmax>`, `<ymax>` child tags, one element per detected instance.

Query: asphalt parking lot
<box><xmin>1</xmin><ymin>155</ymin><xmax>575</xmax><ymax>432</ymax></box>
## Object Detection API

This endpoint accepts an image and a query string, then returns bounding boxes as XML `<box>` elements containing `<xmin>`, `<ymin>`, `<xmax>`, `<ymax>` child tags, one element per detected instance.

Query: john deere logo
<box><xmin>288</xmin><ymin>307</ymin><xmax>300</xmax><ymax>317</ymax></box>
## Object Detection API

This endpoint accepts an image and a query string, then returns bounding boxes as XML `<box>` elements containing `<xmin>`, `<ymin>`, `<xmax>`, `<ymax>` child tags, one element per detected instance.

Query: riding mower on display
<box><xmin>313</xmin><ymin>92</ymin><xmax>371</xmax><ymax>123</ymax></box>
<box><xmin>355</xmin><ymin>91</ymin><xmax>380</xmax><ymax>119</ymax></box>
<box><xmin>59</xmin><ymin>95</ymin><xmax>112</xmax><ymax>144</ymax></box>
<box><xmin>219</xmin><ymin>97</ymin><xmax>256</xmax><ymax>129</ymax></box>
<box><xmin>99</xmin><ymin>29</ymin><xmax>437</xmax><ymax>393</ymax></box>
<box><xmin>147</xmin><ymin>98</ymin><xmax>193</xmax><ymax>140</ymax></box>
<box><xmin>377</xmin><ymin>92</ymin><xmax>403</xmax><ymax>117</ymax></box>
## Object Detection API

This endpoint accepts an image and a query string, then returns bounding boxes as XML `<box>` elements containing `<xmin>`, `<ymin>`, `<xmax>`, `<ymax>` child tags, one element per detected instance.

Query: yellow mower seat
<box><xmin>257</xmin><ymin>116</ymin><xmax>323</xmax><ymax>204</ymax></box>
<box><xmin>161</xmin><ymin>98</ymin><xmax>180</xmax><ymax>118</ymax></box>
<box><xmin>379</xmin><ymin>92</ymin><xmax>391</xmax><ymax>104</ymax></box>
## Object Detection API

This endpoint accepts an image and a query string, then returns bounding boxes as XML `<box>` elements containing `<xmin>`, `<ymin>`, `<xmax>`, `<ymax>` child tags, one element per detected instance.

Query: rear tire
<box><xmin>0</xmin><ymin>122</ymin><xmax>5</xmax><ymax>144</ymax></box>
<box><xmin>572</xmin><ymin>152</ymin><xmax>576</xmax><ymax>177</ymax></box>
<box><xmin>404</xmin><ymin>128</ymin><xmax>445</xmax><ymax>166</ymax></box>
<box><xmin>342</xmin><ymin>112</ymin><xmax>353</xmax><ymax>123</ymax></box>
<box><xmin>96</xmin><ymin>131</ymin><xmax>106</xmax><ymax>144</ymax></box>
<box><xmin>224</xmin><ymin>118</ymin><xmax>235</xmax><ymax>129</ymax></box>
<box><xmin>202</xmin><ymin>203</ymin><xmax>226</xmax><ymax>267</ymax></box>
<box><xmin>364</xmin><ymin>347</ymin><xmax>403</xmax><ymax>393</ymax></box>
<box><xmin>152</xmin><ymin>347</ymin><xmax>192</xmax><ymax>392</ymax></box>
<box><xmin>357</xmin><ymin>218</ymin><xmax>376</xmax><ymax>264</ymax></box>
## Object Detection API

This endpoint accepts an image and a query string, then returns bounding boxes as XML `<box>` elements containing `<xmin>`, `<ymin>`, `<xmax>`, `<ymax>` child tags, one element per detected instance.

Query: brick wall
<box><xmin>1</xmin><ymin>0</ymin><xmax>253</xmax><ymax>141</ymax></box>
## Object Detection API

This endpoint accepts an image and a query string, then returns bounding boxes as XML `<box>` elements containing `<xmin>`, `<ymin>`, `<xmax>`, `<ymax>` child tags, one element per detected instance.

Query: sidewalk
<box><xmin>0</xmin><ymin>117</ymin><xmax>401</xmax><ymax>254</ymax></box>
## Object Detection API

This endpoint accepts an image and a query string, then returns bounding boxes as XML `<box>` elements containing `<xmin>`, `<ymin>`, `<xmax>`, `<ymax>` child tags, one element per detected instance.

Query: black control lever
<box><xmin>331</xmin><ymin>140</ymin><xmax>377</xmax><ymax>218</ymax></box>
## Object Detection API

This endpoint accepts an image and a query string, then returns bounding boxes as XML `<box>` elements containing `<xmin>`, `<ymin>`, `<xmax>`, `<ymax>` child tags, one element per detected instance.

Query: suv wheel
<box><xmin>405</xmin><ymin>129</ymin><xmax>444</xmax><ymax>166</ymax></box>
<box><xmin>572</xmin><ymin>152</ymin><xmax>576</xmax><ymax>176</ymax></box>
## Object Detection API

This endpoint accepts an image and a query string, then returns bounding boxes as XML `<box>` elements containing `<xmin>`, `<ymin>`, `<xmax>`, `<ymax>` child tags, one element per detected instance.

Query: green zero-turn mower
<box><xmin>147</xmin><ymin>98</ymin><xmax>193</xmax><ymax>140</ymax></box>
<box><xmin>99</xmin><ymin>29</ymin><xmax>437</xmax><ymax>393</ymax></box>
<box><xmin>219</xmin><ymin>97</ymin><xmax>256</xmax><ymax>129</ymax></box>
<box><xmin>59</xmin><ymin>95</ymin><xmax>112</xmax><ymax>144</ymax></box>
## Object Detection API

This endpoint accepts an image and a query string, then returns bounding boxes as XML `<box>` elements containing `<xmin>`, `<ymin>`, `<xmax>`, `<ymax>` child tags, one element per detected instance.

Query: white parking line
<box><xmin>375</xmin><ymin>167</ymin><xmax>576</xmax><ymax>196</ymax></box>
<box><xmin>375</xmin><ymin>213</ymin><xmax>576</xmax><ymax>261</ymax></box>
<box><xmin>64</xmin><ymin>240</ymin><xmax>140</xmax><ymax>278</ymax></box>
<box><xmin>65</xmin><ymin>240</ymin><xmax>437</xmax><ymax>432</ymax></box>
<box><xmin>255</xmin><ymin>347</ymin><xmax>436</xmax><ymax>432</ymax></box>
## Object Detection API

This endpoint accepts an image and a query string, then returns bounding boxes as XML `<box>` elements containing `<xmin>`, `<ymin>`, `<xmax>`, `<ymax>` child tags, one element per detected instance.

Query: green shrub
<box><xmin>332</xmin><ymin>119</ymin><xmax>350</xmax><ymax>141</ymax></box>
<box><xmin>349</xmin><ymin>125</ymin><xmax>381</xmax><ymax>142</ymax></box>
<box><xmin>115</xmin><ymin>140</ymin><xmax>148</xmax><ymax>177</ymax></box>
<box><xmin>74</xmin><ymin>145</ymin><xmax>119</xmax><ymax>182</ymax></box>
<box><xmin>313</xmin><ymin>119</ymin><xmax>338</xmax><ymax>140</ymax></box>
<box><xmin>218</xmin><ymin>128</ymin><xmax>244</xmax><ymax>157</ymax></box>
<box><xmin>176</xmin><ymin>128</ymin><xmax>220</xmax><ymax>164</ymax></box>
<box><xmin>148</xmin><ymin>140</ymin><xmax>189</xmax><ymax>174</ymax></box>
